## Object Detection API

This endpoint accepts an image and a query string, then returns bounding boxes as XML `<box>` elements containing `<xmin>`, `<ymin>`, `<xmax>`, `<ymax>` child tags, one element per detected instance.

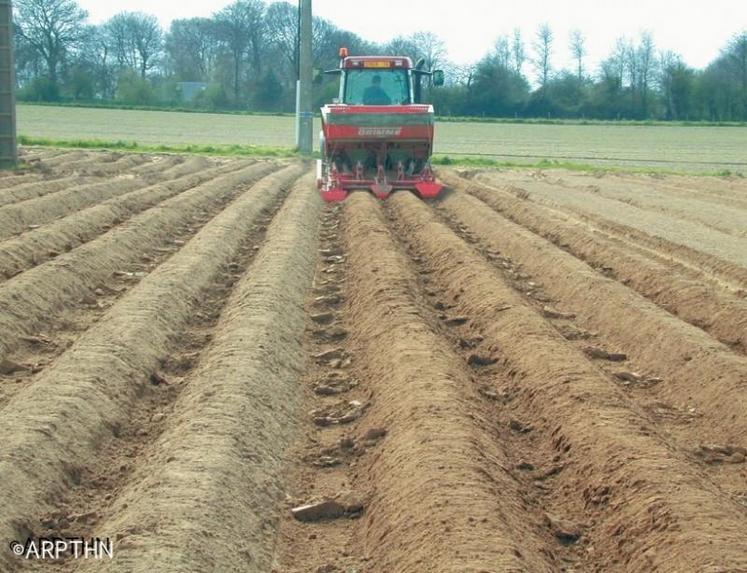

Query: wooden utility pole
<box><xmin>0</xmin><ymin>0</ymin><xmax>16</xmax><ymax>168</ymax></box>
<box><xmin>297</xmin><ymin>0</ymin><xmax>313</xmax><ymax>155</ymax></box>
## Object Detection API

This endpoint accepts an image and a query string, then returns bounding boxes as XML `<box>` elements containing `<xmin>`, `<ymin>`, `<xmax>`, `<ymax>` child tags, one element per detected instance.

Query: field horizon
<box><xmin>15</xmin><ymin>103</ymin><xmax>747</xmax><ymax>174</ymax></box>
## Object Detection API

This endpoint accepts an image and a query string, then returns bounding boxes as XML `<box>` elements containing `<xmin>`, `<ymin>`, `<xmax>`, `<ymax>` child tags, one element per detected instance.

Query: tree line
<box><xmin>11</xmin><ymin>0</ymin><xmax>747</xmax><ymax>121</ymax></box>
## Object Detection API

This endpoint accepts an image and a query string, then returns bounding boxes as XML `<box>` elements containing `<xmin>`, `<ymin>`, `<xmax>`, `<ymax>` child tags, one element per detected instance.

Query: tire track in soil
<box><xmin>466</xmin><ymin>172</ymin><xmax>747</xmax><ymax>288</ymax></box>
<box><xmin>126</xmin><ymin>154</ymin><xmax>185</xmax><ymax>179</ymax></box>
<box><xmin>20</xmin><ymin>176</ymin><xmax>313</xmax><ymax>573</ymax></box>
<box><xmin>61</xmin><ymin>174</ymin><xmax>320</xmax><ymax>573</ymax></box>
<box><xmin>0</xmin><ymin>161</ymin><xmax>278</xmax><ymax>373</ymax></box>
<box><xmin>0</xmin><ymin>160</ymin><xmax>246</xmax><ymax>281</ymax></box>
<box><xmin>0</xmin><ymin>162</ymin><xmax>247</xmax><ymax>410</ymax></box>
<box><xmin>0</xmin><ymin>164</ymin><xmax>284</xmax><ymax>410</ymax></box>
<box><xmin>574</xmin><ymin>210</ymin><xmax>747</xmax><ymax>288</ymax></box>
<box><xmin>438</xmin><ymin>172</ymin><xmax>747</xmax><ymax>353</ymax></box>
<box><xmin>0</xmin><ymin>176</ymin><xmax>89</xmax><ymax>207</ymax></box>
<box><xmin>507</xmin><ymin>171</ymin><xmax>747</xmax><ymax>238</ymax></box>
<box><xmin>473</xmin><ymin>172</ymin><xmax>747</xmax><ymax>269</ymax></box>
<box><xmin>431</xmin><ymin>188</ymin><xmax>747</xmax><ymax>470</ymax></box>
<box><xmin>39</xmin><ymin>152</ymin><xmax>123</xmax><ymax>176</ymax></box>
<box><xmin>382</xmin><ymin>201</ymin><xmax>585</xmax><ymax>573</ymax></box>
<box><xmin>0</xmin><ymin>155</ymin><xmax>216</xmax><ymax>242</ymax></box>
<box><xmin>0</xmin><ymin>172</ymin><xmax>42</xmax><ymax>190</ymax></box>
<box><xmin>71</xmin><ymin>154</ymin><xmax>152</xmax><ymax>178</ymax></box>
<box><xmin>17</xmin><ymin>148</ymin><xmax>64</xmax><ymax>164</ymax></box>
<box><xmin>658</xmin><ymin>176</ymin><xmax>747</xmax><ymax>206</ymax></box>
<box><xmin>0</xmin><ymin>178</ymin><xmax>146</xmax><ymax>241</ymax></box>
<box><xmin>387</xmin><ymin>192</ymin><xmax>747</xmax><ymax>573</ymax></box>
<box><xmin>555</xmin><ymin>172</ymin><xmax>747</xmax><ymax>214</ymax></box>
<box><xmin>137</xmin><ymin>155</ymin><xmax>215</xmax><ymax>181</ymax></box>
<box><xmin>271</xmin><ymin>201</ymin><xmax>366</xmax><ymax>573</ymax></box>
<box><xmin>0</xmin><ymin>164</ymin><xmax>307</xmax><ymax>573</ymax></box>
<box><xmin>31</xmin><ymin>150</ymin><xmax>89</xmax><ymax>168</ymax></box>
<box><xmin>275</xmin><ymin>192</ymin><xmax>560</xmax><ymax>573</ymax></box>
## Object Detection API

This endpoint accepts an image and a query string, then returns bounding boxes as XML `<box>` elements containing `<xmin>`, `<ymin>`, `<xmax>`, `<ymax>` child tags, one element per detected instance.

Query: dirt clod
<box><xmin>339</xmin><ymin>436</ymin><xmax>355</xmax><ymax>450</ymax></box>
<box><xmin>312</xmin><ymin>400</ymin><xmax>368</xmax><ymax>426</ymax></box>
<box><xmin>362</xmin><ymin>427</ymin><xmax>387</xmax><ymax>441</ymax></box>
<box><xmin>0</xmin><ymin>359</ymin><xmax>29</xmax><ymax>375</ymax></box>
<box><xmin>467</xmin><ymin>354</ymin><xmax>497</xmax><ymax>367</ymax></box>
<box><xmin>149</xmin><ymin>371</ymin><xmax>170</xmax><ymax>386</ymax></box>
<box><xmin>314</xmin><ymin>348</ymin><xmax>345</xmax><ymax>362</ymax></box>
<box><xmin>583</xmin><ymin>346</ymin><xmax>627</xmax><ymax>362</ymax></box>
<box><xmin>311</xmin><ymin>312</ymin><xmax>335</xmax><ymax>325</ymax></box>
<box><xmin>545</xmin><ymin>513</ymin><xmax>582</xmax><ymax>544</ymax></box>
<box><xmin>291</xmin><ymin>500</ymin><xmax>345</xmax><ymax>522</ymax></box>
<box><xmin>508</xmin><ymin>419</ymin><xmax>533</xmax><ymax>434</ymax></box>
<box><xmin>614</xmin><ymin>371</ymin><xmax>644</xmax><ymax>383</ymax></box>
<box><xmin>542</xmin><ymin>306</ymin><xmax>576</xmax><ymax>320</ymax></box>
<box><xmin>478</xmin><ymin>386</ymin><xmax>500</xmax><ymax>400</ymax></box>
<box><xmin>291</xmin><ymin>493</ymin><xmax>364</xmax><ymax>523</ymax></box>
<box><xmin>312</xmin><ymin>456</ymin><xmax>342</xmax><ymax>468</ymax></box>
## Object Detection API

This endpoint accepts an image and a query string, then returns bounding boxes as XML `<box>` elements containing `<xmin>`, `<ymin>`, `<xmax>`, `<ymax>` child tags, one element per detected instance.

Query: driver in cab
<box><xmin>363</xmin><ymin>75</ymin><xmax>392</xmax><ymax>105</ymax></box>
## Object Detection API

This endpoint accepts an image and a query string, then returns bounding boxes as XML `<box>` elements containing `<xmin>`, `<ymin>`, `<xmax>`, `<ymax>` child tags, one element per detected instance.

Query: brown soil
<box><xmin>473</xmin><ymin>170</ymin><xmax>747</xmax><ymax>270</ymax></box>
<box><xmin>1</xmin><ymin>151</ymin><xmax>745</xmax><ymax>572</ymax></box>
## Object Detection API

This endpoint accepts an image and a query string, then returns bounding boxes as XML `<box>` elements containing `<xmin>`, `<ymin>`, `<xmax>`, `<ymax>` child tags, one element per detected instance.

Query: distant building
<box><xmin>177</xmin><ymin>82</ymin><xmax>207</xmax><ymax>103</ymax></box>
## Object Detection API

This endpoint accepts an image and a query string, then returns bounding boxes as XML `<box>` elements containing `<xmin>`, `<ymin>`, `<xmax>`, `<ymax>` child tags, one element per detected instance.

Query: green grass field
<box><xmin>16</xmin><ymin>104</ymin><xmax>747</xmax><ymax>173</ymax></box>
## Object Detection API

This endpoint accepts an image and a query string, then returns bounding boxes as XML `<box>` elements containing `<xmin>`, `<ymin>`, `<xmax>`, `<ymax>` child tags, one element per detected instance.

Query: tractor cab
<box><xmin>318</xmin><ymin>49</ymin><xmax>445</xmax><ymax>202</ymax></box>
<box><xmin>333</xmin><ymin>54</ymin><xmax>444</xmax><ymax>106</ymax></box>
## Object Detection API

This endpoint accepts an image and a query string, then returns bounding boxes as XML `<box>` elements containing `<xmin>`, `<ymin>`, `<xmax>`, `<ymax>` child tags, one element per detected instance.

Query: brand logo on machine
<box><xmin>357</xmin><ymin>127</ymin><xmax>402</xmax><ymax>137</ymax></box>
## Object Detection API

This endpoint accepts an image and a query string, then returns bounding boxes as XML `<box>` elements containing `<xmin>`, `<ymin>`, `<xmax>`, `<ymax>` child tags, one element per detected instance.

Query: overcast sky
<box><xmin>76</xmin><ymin>0</ymin><xmax>746</xmax><ymax>73</ymax></box>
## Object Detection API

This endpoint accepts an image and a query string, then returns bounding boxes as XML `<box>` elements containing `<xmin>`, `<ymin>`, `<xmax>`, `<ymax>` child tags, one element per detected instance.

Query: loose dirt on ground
<box><xmin>0</xmin><ymin>149</ymin><xmax>746</xmax><ymax>572</ymax></box>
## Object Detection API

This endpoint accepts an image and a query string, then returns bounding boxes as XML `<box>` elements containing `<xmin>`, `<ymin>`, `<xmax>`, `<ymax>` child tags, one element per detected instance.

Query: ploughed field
<box><xmin>1</xmin><ymin>149</ymin><xmax>746</xmax><ymax>572</ymax></box>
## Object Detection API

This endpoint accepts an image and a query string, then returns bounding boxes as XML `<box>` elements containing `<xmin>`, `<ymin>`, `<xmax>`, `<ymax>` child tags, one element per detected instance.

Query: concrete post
<box><xmin>0</xmin><ymin>0</ymin><xmax>17</xmax><ymax>168</ymax></box>
<box><xmin>298</xmin><ymin>0</ymin><xmax>313</xmax><ymax>155</ymax></box>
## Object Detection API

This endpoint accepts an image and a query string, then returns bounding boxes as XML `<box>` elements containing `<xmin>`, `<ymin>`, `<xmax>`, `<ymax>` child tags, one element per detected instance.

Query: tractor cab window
<box><xmin>344</xmin><ymin>69</ymin><xmax>410</xmax><ymax>105</ymax></box>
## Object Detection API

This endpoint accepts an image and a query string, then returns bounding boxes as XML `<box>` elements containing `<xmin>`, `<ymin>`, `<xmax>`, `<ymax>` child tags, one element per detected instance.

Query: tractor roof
<box><xmin>341</xmin><ymin>56</ymin><xmax>413</xmax><ymax>70</ymax></box>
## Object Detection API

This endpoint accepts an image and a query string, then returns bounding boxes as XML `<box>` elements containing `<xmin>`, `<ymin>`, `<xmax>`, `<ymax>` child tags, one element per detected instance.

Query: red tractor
<box><xmin>317</xmin><ymin>49</ymin><xmax>445</xmax><ymax>202</ymax></box>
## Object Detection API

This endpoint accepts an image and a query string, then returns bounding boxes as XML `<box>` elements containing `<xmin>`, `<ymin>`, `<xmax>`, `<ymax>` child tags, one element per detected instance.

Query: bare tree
<box><xmin>384</xmin><ymin>35</ymin><xmax>420</xmax><ymax>60</ymax></box>
<box><xmin>512</xmin><ymin>28</ymin><xmax>525</xmax><ymax>75</ymax></box>
<box><xmin>726</xmin><ymin>31</ymin><xmax>747</xmax><ymax>114</ymax></box>
<box><xmin>105</xmin><ymin>13</ymin><xmax>136</xmax><ymax>71</ymax></box>
<box><xmin>410</xmin><ymin>31</ymin><xmax>447</xmax><ymax>72</ymax></box>
<box><xmin>78</xmin><ymin>25</ymin><xmax>116</xmax><ymax>97</ymax></box>
<box><xmin>312</xmin><ymin>17</ymin><xmax>335</xmax><ymax>64</ymax></box>
<box><xmin>610</xmin><ymin>37</ymin><xmax>627</xmax><ymax>86</ymax></box>
<box><xmin>452</xmin><ymin>63</ymin><xmax>476</xmax><ymax>88</ymax></box>
<box><xmin>165</xmin><ymin>18</ymin><xmax>218</xmax><ymax>81</ymax></box>
<box><xmin>14</xmin><ymin>0</ymin><xmax>88</xmax><ymax>85</ymax></box>
<box><xmin>130</xmin><ymin>13</ymin><xmax>162</xmax><ymax>78</ymax></box>
<box><xmin>494</xmin><ymin>35</ymin><xmax>511</xmax><ymax>70</ymax></box>
<box><xmin>104</xmin><ymin>12</ymin><xmax>162</xmax><ymax>79</ymax></box>
<box><xmin>637</xmin><ymin>31</ymin><xmax>655</xmax><ymax>115</ymax></box>
<box><xmin>533</xmin><ymin>23</ymin><xmax>553</xmax><ymax>90</ymax></box>
<box><xmin>569</xmin><ymin>29</ymin><xmax>586</xmax><ymax>80</ymax></box>
<box><xmin>214</xmin><ymin>0</ymin><xmax>264</xmax><ymax>100</ymax></box>
<box><xmin>265</xmin><ymin>1</ymin><xmax>298</xmax><ymax>80</ymax></box>
<box><xmin>244</xmin><ymin>0</ymin><xmax>266</xmax><ymax>76</ymax></box>
<box><xmin>658</xmin><ymin>50</ymin><xmax>693</xmax><ymax>120</ymax></box>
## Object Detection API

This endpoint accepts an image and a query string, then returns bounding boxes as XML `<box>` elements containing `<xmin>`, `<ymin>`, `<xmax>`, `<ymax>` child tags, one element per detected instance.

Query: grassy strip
<box><xmin>431</xmin><ymin>155</ymin><xmax>745</xmax><ymax>177</ymax></box>
<box><xmin>18</xmin><ymin>102</ymin><xmax>747</xmax><ymax>127</ymax></box>
<box><xmin>18</xmin><ymin>100</ymin><xmax>295</xmax><ymax>117</ymax></box>
<box><xmin>17</xmin><ymin>136</ymin><xmax>743</xmax><ymax>177</ymax></box>
<box><xmin>436</xmin><ymin>116</ymin><xmax>747</xmax><ymax>127</ymax></box>
<box><xmin>18</xmin><ymin>135</ymin><xmax>300</xmax><ymax>158</ymax></box>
